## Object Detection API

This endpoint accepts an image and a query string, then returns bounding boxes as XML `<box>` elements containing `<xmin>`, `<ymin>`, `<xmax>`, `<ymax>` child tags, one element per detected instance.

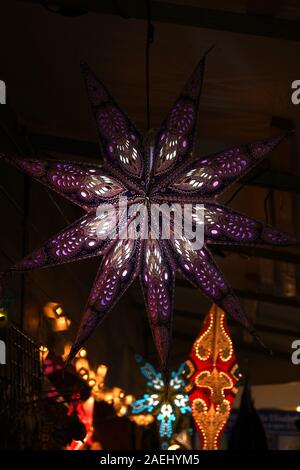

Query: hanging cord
<box><xmin>225</xmin><ymin>166</ymin><xmax>270</xmax><ymax>205</ymax></box>
<box><xmin>44</xmin><ymin>188</ymin><xmax>71</xmax><ymax>225</ymax></box>
<box><xmin>226</xmin><ymin>164</ymin><xmax>274</xmax><ymax>223</ymax></box>
<box><xmin>264</xmin><ymin>189</ymin><xmax>272</xmax><ymax>225</ymax></box>
<box><xmin>23</xmin><ymin>130</ymin><xmax>72</xmax><ymax>226</ymax></box>
<box><xmin>163</xmin><ymin>368</ymin><xmax>170</xmax><ymax>402</ymax></box>
<box><xmin>41</xmin><ymin>1</ymin><xmax>87</xmax><ymax>17</ymax></box>
<box><xmin>145</xmin><ymin>0</ymin><xmax>154</xmax><ymax>130</ymax></box>
<box><xmin>113</xmin><ymin>0</ymin><xmax>130</xmax><ymax>19</ymax></box>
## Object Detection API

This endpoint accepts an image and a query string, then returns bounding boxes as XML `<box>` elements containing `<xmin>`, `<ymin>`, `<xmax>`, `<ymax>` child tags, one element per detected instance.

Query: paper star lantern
<box><xmin>0</xmin><ymin>51</ymin><xmax>296</xmax><ymax>371</ymax></box>
<box><xmin>128</xmin><ymin>354</ymin><xmax>191</xmax><ymax>449</ymax></box>
<box><xmin>185</xmin><ymin>305</ymin><xmax>241</xmax><ymax>450</ymax></box>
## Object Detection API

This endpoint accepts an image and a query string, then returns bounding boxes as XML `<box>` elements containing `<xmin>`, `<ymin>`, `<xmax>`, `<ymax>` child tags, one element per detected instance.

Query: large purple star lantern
<box><xmin>0</xmin><ymin>50</ymin><xmax>296</xmax><ymax>372</ymax></box>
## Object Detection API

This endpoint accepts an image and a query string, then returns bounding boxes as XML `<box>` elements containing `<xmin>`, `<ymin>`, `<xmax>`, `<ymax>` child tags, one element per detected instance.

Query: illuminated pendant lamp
<box><xmin>185</xmin><ymin>305</ymin><xmax>241</xmax><ymax>450</ymax></box>
<box><xmin>0</xmin><ymin>50</ymin><xmax>296</xmax><ymax>373</ymax></box>
<box><xmin>128</xmin><ymin>355</ymin><xmax>191</xmax><ymax>449</ymax></box>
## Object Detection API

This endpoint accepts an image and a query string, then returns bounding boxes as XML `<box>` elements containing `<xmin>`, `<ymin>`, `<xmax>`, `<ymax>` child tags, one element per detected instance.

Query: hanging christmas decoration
<box><xmin>0</xmin><ymin>50</ymin><xmax>296</xmax><ymax>371</ymax></box>
<box><xmin>185</xmin><ymin>305</ymin><xmax>241</xmax><ymax>450</ymax></box>
<box><xmin>74</xmin><ymin>349</ymin><xmax>135</xmax><ymax>417</ymax></box>
<box><xmin>128</xmin><ymin>354</ymin><xmax>191</xmax><ymax>449</ymax></box>
<box><xmin>43</xmin><ymin>302</ymin><xmax>72</xmax><ymax>332</ymax></box>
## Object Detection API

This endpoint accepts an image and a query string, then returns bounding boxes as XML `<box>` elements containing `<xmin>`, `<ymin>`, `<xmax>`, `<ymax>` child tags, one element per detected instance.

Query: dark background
<box><xmin>1</xmin><ymin>0</ymin><xmax>300</xmax><ymax>395</ymax></box>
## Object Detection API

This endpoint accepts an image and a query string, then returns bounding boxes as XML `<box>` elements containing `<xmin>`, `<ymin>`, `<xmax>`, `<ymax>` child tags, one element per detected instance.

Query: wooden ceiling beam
<box><xmin>210</xmin><ymin>244</ymin><xmax>300</xmax><ymax>265</ymax></box>
<box><xmin>132</xmin><ymin>295</ymin><xmax>300</xmax><ymax>338</ymax></box>
<box><xmin>173</xmin><ymin>307</ymin><xmax>300</xmax><ymax>338</ymax></box>
<box><xmin>176</xmin><ymin>278</ymin><xmax>300</xmax><ymax>308</ymax></box>
<box><xmin>22</xmin><ymin>0</ymin><xmax>300</xmax><ymax>42</ymax></box>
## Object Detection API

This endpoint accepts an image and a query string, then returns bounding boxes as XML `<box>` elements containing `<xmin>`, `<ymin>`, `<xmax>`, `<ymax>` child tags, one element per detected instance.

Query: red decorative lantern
<box><xmin>185</xmin><ymin>305</ymin><xmax>241</xmax><ymax>450</ymax></box>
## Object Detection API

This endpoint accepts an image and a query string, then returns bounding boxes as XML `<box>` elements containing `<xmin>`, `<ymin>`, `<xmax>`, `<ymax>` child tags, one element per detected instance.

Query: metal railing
<box><xmin>0</xmin><ymin>323</ymin><xmax>42</xmax><ymax>449</ymax></box>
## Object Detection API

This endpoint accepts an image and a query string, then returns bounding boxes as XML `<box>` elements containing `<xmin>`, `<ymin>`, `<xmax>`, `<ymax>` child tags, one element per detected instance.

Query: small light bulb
<box><xmin>55</xmin><ymin>306</ymin><xmax>63</xmax><ymax>317</ymax></box>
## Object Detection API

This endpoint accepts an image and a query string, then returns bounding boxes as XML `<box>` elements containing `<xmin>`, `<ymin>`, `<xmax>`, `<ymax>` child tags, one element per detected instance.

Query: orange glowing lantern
<box><xmin>73</xmin><ymin>352</ymin><xmax>135</xmax><ymax>418</ymax></box>
<box><xmin>43</xmin><ymin>302</ymin><xmax>71</xmax><ymax>332</ymax></box>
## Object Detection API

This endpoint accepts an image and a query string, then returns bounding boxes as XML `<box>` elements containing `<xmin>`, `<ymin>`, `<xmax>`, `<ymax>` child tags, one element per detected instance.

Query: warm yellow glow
<box><xmin>87</xmin><ymin>370</ymin><xmax>96</xmax><ymax>388</ymax></box>
<box><xmin>190</xmin><ymin>305</ymin><xmax>239</xmax><ymax>450</ymax></box>
<box><xmin>97</xmin><ymin>364</ymin><xmax>107</xmax><ymax>378</ymax></box>
<box><xmin>62</xmin><ymin>342</ymin><xmax>72</xmax><ymax>361</ymax></box>
<box><xmin>53</xmin><ymin>315</ymin><xmax>71</xmax><ymax>332</ymax></box>
<box><xmin>192</xmin><ymin>398</ymin><xmax>230</xmax><ymax>450</ymax></box>
<box><xmin>54</xmin><ymin>306</ymin><xmax>63</xmax><ymax>317</ymax></box>
<box><xmin>75</xmin><ymin>357</ymin><xmax>89</xmax><ymax>373</ymax></box>
<box><xmin>195</xmin><ymin>307</ymin><xmax>233</xmax><ymax>364</ymax></box>
<box><xmin>168</xmin><ymin>444</ymin><xmax>180</xmax><ymax>450</ymax></box>
<box><xmin>73</xmin><ymin>352</ymin><xmax>143</xmax><ymax>427</ymax></box>
<box><xmin>112</xmin><ymin>387</ymin><xmax>122</xmax><ymax>398</ymax></box>
<box><xmin>117</xmin><ymin>405</ymin><xmax>127</xmax><ymax>417</ymax></box>
<box><xmin>296</xmin><ymin>405</ymin><xmax>300</xmax><ymax>413</ymax></box>
<box><xmin>129</xmin><ymin>414</ymin><xmax>154</xmax><ymax>426</ymax></box>
<box><xmin>39</xmin><ymin>345</ymin><xmax>49</xmax><ymax>362</ymax></box>
<box><xmin>0</xmin><ymin>308</ymin><xmax>8</xmax><ymax>329</ymax></box>
<box><xmin>195</xmin><ymin>367</ymin><xmax>233</xmax><ymax>405</ymax></box>
<box><xmin>90</xmin><ymin>441</ymin><xmax>103</xmax><ymax>450</ymax></box>
<box><xmin>43</xmin><ymin>302</ymin><xmax>71</xmax><ymax>331</ymax></box>
<box><xmin>43</xmin><ymin>302</ymin><xmax>59</xmax><ymax>319</ymax></box>
<box><xmin>0</xmin><ymin>308</ymin><xmax>7</xmax><ymax>320</ymax></box>
<box><xmin>125</xmin><ymin>394</ymin><xmax>134</xmax><ymax>405</ymax></box>
<box><xmin>104</xmin><ymin>392</ymin><xmax>113</xmax><ymax>403</ymax></box>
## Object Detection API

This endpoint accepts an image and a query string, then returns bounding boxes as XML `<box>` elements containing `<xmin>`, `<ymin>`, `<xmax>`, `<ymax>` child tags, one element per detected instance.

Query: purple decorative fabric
<box><xmin>0</xmin><ymin>154</ymin><xmax>132</xmax><ymax>211</ymax></box>
<box><xmin>0</xmin><ymin>52</ymin><xmax>296</xmax><ymax>371</ymax></box>
<box><xmin>150</xmin><ymin>134</ymin><xmax>287</xmax><ymax>198</ymax></box>
<box><xmin>151</xmin><ymin>51</ymin><xmax>208</xmax><ymax>188</ymax></box>
<box><xmin>81</xmin><ymin>62</ymin><xmax>146</xmax><ymax>191</ymax></box>
<box><xmin>140</xmin><ymin>237</ymin><xmax>175</xmax><ymax>370</ymax></box>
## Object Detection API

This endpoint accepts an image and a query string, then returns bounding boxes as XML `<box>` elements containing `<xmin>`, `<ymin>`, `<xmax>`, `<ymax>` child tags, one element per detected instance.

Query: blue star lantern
<box><xmin>128</xmin><ymin>354</ymin><xmax>191</xmax><ymax>449</ymax></box>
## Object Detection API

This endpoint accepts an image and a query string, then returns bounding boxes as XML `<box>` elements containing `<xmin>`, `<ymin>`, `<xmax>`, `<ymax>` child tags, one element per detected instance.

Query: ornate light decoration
<box><xmin>128</xmin><ymin>355</ymin><xmax>191</xmax><ymax>449</ymax></box>
<box><xmin>74</xmin><ymin>349</ymin><xmax>134</xmax><ymax>417</ymax></box>
<box><xmin>0</xmin><ymin>51</ymin><xmax>296</xmax><ymax>371</ymax></box>
<box><xmin>185</xmin><ymin>304</ymin><xmax>241</xmax><ymax>450</ymax></box>
<box><xmin>43</xmin><ymin>302</ymin><xmax>72</xmax><ymax>332</ymax></box>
